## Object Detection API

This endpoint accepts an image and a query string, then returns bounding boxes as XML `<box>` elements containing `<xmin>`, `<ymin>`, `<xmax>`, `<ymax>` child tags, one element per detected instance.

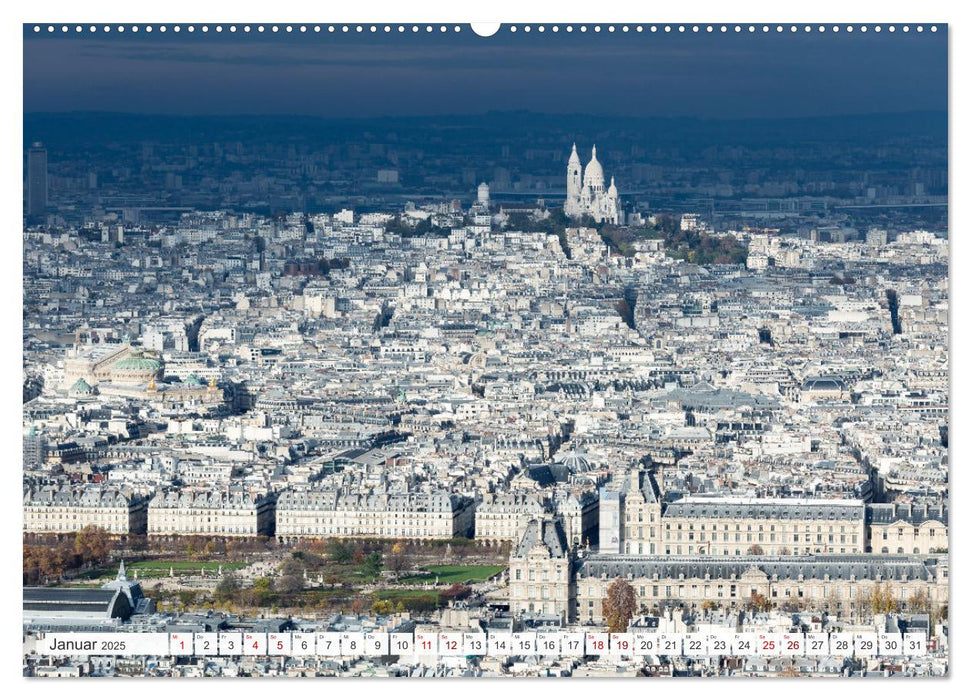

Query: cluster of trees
<box><xmin>870</xmin><ymin>582</ymin><xmax>902</xmax><ymax>615</ymax></box>
<box><xmin>383</xmin><ymin>215</ymin><xmax>452</xmax><ymax>238</ymax></box>
<box><xmin>598</xmin><ymin>213</ymin><xmax>748</xmax><ymax>265</ymax></box>
<box><xmin>369</xmin><ymin>599</ymin><xmax>408</xmax><ymax>615</ymax></box>
<box><xmin>23</xmin><ymin>525</ymin><xmax>112</xmax><ymax>584</ymax></box>
<box><xmin>262</xmin><ymin>545</ymin><xmax>389</xmax><ymax>589</ymax></box>
<box><xmin>906</xmin><ymin>588</ymin><xmax>931</xmax><ymax>615</ymax></box>
<box><xmin>300</xmin><ymin>535</ymin><xmax>498</xmax><ymax>565</ymax></box>
<box><xmin>213</xmin><ymin>574</ymin><xmax>308</xmax><ymax>609</ymax></box>
<box><xmin>748</xmin><ymin>592</ymin><xmax>774</xmax><ymax>613</ymax></box>
<box><xmin>320</xmin><ymin>540</ymin><xmax>384</xmax><ymax>579</ymax></box>
<box><xmin>439</xmin><ymin>582</ymin><xmax>472</xmax><ymax>603</ymax></box>
<box><xmin>661</xmin><ymin>230</ymin><xmax>747</xmax><ymax>265</ymax></box>
<box><xmin>462</xmin><ymin>205</ymin><xmax>750</xmax><ymax>267</ymax></box>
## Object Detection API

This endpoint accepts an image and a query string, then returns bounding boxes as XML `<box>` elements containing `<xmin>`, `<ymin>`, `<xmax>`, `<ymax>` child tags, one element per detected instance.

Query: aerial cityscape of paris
<box><xmin>21</xmin><ymin>20</ymin><xmax>949</xmax><ymax>679</ymax></box>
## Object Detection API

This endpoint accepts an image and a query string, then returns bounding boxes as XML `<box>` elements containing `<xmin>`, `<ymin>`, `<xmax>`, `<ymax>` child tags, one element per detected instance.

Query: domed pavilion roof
<box><xmin>801</xmin><ymin>376</ymin><xmax>846</xmax><ymax>392</ymax></box>
<box><xmin>555</xmin><ymin>449</ymin><xmax>593</xmax><ymax>472</ymax></box>
<box><xmin>69</xmin><ymin>377</ymin><xmax>94</xmax><ymax>395</ymax></box>
<box><xmin>583</xmin><ymin>145</ymin><xmax>605</xmax><ymax>187</ymax></box>
<box><xmin>112</xmin><ymin>356</ymin><xmax>162</xmax><ymax>372</ymax></box>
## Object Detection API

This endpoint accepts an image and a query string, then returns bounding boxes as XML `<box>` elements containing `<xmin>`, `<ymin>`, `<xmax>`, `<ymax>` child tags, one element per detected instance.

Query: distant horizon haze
<box><xmin>24</xmin><ymin>26</ymin><xmax>946</xmax><ymax>120</ymax></box>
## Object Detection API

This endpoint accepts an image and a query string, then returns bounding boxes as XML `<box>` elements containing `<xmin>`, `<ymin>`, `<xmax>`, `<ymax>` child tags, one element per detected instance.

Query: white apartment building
<box><xmin>147</xmin><ymin>489</ymin><xmax>275</xmax><ymax>537</ymax></box>
<box><xmin>276</xmin><ymin>488</ymin><xmax>474</xmax><ymax>541</ymax></box>
<box><xmin>23</xmin><ymin>485</ymin><xmax>148</xmax><ymax>535</ymax></box>
<box><xmin>475</xmin><ymin>493</ymin><xmax>546</xmax><ymax>545</ymax></box>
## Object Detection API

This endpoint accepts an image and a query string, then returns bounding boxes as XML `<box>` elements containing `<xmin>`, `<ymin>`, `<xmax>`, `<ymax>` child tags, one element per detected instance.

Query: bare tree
<box><xmin>388</xmin><ymin>542</ymin><xmax>409</xmax><ymax>579</ymax></box>
<box><xmin>907</xmin><ymin>588</ymin><xmax>930</xmax><ymax>614</ymax></box>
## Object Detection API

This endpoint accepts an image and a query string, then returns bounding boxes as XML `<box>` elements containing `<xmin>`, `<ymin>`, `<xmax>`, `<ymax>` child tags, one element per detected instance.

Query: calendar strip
<box><xmin>32</xmin><ymin>631</ymin><xmax>931</xmax><ymax>659</ymax></box>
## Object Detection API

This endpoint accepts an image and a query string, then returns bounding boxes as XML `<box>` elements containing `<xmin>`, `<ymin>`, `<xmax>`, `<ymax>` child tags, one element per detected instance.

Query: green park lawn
<box><xmin>398</xmin><ymin>564</ymin><xmax>505</xmax><ymax>584</ymax></box>
<box><xmin>126</xmin><ymin>559</ymin><xmax>249</xmax><ymax>578</ymax></box>
<box><xmin>370</xmin><ymin>589</ymin><xmax>440</xmax><ymax>607</ymax></box>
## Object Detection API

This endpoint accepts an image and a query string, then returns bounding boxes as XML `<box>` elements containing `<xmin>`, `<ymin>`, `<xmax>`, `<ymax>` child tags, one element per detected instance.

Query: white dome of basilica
<box><xmin>583</xmin><ymin>145</ymin><xmax>605</xmax><ymax>188</ymax></box>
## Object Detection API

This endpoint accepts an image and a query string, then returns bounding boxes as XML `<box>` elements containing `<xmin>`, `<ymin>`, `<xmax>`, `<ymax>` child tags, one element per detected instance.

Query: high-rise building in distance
<box><xmin>27</xmin><ymin>142</ymin><xmax>48</xmax><ymax>221</ymax></box>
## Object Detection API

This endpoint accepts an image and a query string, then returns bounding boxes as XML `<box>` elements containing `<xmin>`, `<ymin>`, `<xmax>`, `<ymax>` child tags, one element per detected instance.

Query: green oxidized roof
<box><xmin>112</xmin><ymin>356</ymin><xmax>162</xmax><ymax>372</ymax></box>
<box><xmin>183</xmin><ymin>374</ymin><xmax>204</xmax><ymax>386</ymax></box>
<box><xmin>70</xmin><ymin>377</ymin><xmax>93</xmax><ymax>393</ymax></box>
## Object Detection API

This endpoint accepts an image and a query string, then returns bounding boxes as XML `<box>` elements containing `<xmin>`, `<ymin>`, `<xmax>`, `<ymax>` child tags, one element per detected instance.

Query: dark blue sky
<box><xmin>23</xmin><ymin>26</ymin><xmax>947</xmax><ymax>119</ymax></box>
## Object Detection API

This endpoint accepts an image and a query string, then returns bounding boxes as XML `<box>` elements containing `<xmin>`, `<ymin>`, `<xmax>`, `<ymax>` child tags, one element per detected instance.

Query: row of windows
<box><xmin>581</xmin><ymin>583</ymin><xmax>923</xmax><ymax>601</ymax></box>
<box><xmin>512</xmin><ymin>585</ymin><xmax>564</xmax><ymax>599</ymax></box>
<box><xmin>24</xmin><ymin>524</ymin><xmax>129</xmax><ymax>532</ymax></box>
<box><xmin>665</xmin><ymin>522</ymin><xmax>854</xmax><ymax>532</ymax></box>
<box><xmin>660</xmin><ymin>545</ymin><xmax>851</xmax><ymax>555</ymax></box>
<box><xmin>662</xmin><ymin>532</ymin><xmax>859</xmax><ymax>544</ymax></box>
<box><xmin>150</xmin><ymin>526</ymin><xmax>258</xmax><ymax>534</ymax></box>
<box><xmin>514</xmin><ymin>568</ymin><xmax>564</xmax><ymax>582</ymax></box>
<box><xmin>882</xmin><ymin>528</ymin><xmax>938</xmax><ymax>538</ymax></box>
<box><xmin>279</xmin><ymin>515</ymin><xmax>449</xmax><ymax>523</ymax></box>
<box><xmin>150</xmin><ymin>508</ymin><xmax>265</xmax><ymax>514</ymax></box>
<box><xmin>25</xmin><ymin>507</ymin><xmax>133</xmax><ymax>514</ymax></box>
<box><xmin>27</xmin><ymin>513</ymin><xmax>128</xmax><ymax>520</ymax></box>
<box><xmin>153</xmin><ymin>516</ymin><xmax>256</xmax><ymax>523</ymax></box>
<box><xmin>282</xmin><ymin>526</ymin><xmax>451</xmax><ymax>536</ymax></box>
<box><xmin>523</xmin><ymin>602</ymin><xmax>563</xmax><ymax>615</ymax></box>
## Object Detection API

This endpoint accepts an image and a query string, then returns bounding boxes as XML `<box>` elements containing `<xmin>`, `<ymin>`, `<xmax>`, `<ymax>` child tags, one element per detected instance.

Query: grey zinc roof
<box><xmin>23</xmin><ymin>587</ymin><xmax>132</xmax><ymax>619</ymax></box>
<box><xmin>24</xmin><ymin>485</ymin><xmax>136</xmax><ymax>508</ymax></box>
<box><xmin>478</xmin><ymin>493</ymin><xmax>546</xmax><ymax>514</ymax></box>
<box><xmin>868</xmin><ymin>502</ymin><xmax>948</xmax><ymax>527</ymax></box>
<box><xmin>662</xmin><ymin>496</ymin><xmax>864</xmax><ymax>521</ymax></box>
<box><xmin>663</xmin><ymin>384</ymin><xmax>779</xmax><ymax>410</ymax></box>
<box><xmin>801</xmin><ymin>376</ymin><xmax>846</xmax><ymax>391</ymax></box>
<box><xmin>629</xmin><ymin>470</ymin><xmax>661</xmax><ymax>503</ymax></box>
<box><xmin>149</xmin><ymin>489</ymin><xmax>271</xmax><ymax>510</ymax></box>
<box><xmin>24</xmin><ymin>588</ymin><xmax>117</xmax><ymax>607</ymax></box>
<box><xmin>514</xmin><ymin>518</ymin><xmax>569</xmax><ymax>559</ymax></box>
<box><xmin>577</xmin><ymin>554</ymin><xmax>937</xmax><ymax>583</ymax></box>
<box><xmin>276</xmin><ymin>488</ymin><xmax>466</xmax><ymax>513</ymax></box>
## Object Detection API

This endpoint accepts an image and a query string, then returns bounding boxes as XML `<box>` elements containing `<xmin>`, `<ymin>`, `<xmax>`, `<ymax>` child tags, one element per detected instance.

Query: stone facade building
<box><xmin>508</xmin><ymin>517</ymin><xmax>575</xmax><ymax>622</ymax></box>
<box><xmin>868</xmin><ymin>502</ymin><xmax>948</xmax><ymax>554</ymax></box>
<box><xmin>657</xmin><ymin>496</ymin><xmax>867</xmax><ymax>556</ymax></box>
<box><xmin>599</xmin><ymin>470</ymin><xmax>663</xmax><ymax>555</ymax></box>
<box><xmin>510</xmin><ymin>501</ymin><xmax>949</xmax><ymax>627</ymax></box>
<box><xmin>62</xmin><ymin>344</ymin><xmax>162</xmax><ymax>391</ymax></box>
<box><xmin>551</xmin><ymin>489</ymin><xmax>600</xmax><ymax>548</ymax></box>
<box><xmin>598</xmin><ymin>470</ymin><xmax>874</xmax><ymax>557</ymax></box>
<box><xmin>475</xmin><ymin>493</ymin><xmax>546</xmax><ymax>545</ymax></box>
<box><xmin>147</xmin><ymin>489</ymin><xmax>275</xmax><ymax>537</ymax></box>
<box><xmin>23</xmin><ymin>485</ymin><xmax>148</xmax><ymax>535</ymax></box>
<box><xmin>275</xmin><ymin>488</ymin><xmax>474</xmax><ymax>541</ymax></box>
<box><xmin>574</xmin><ymin>554</ymin><xmax>948</xmax><ymax>625</ymax></box>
